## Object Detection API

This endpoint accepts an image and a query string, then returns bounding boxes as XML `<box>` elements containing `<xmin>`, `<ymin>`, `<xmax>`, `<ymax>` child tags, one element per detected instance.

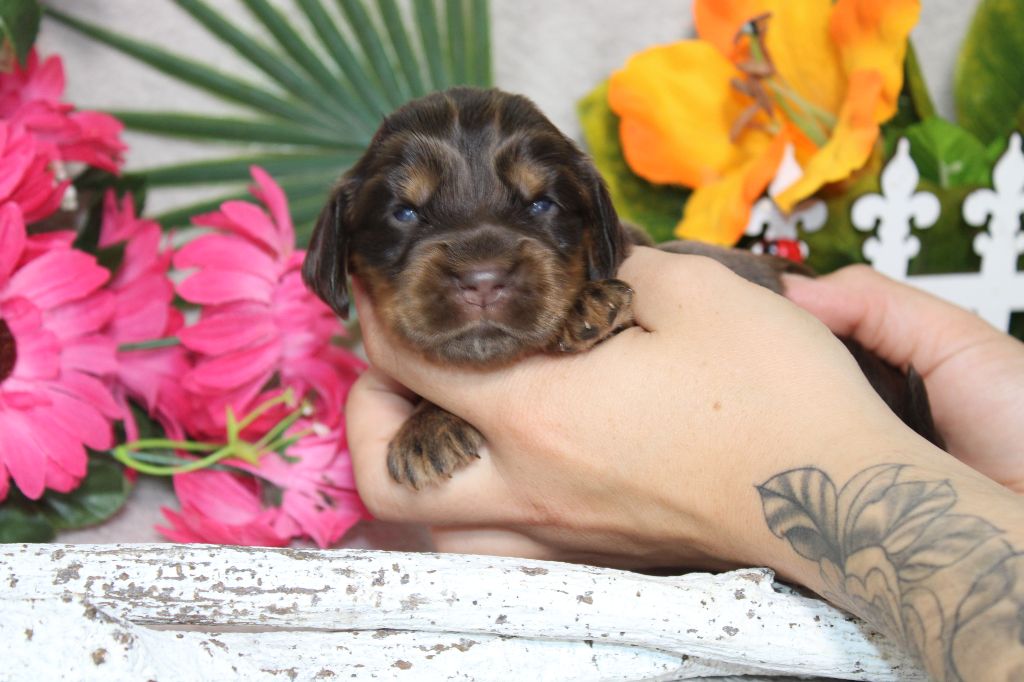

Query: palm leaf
<box><xmin>46</xmin><ymin>1</ymin><xmax>493</xmax><ymax>243</ymax></box>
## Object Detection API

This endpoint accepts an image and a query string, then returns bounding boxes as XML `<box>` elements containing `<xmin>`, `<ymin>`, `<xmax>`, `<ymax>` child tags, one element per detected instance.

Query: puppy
<box><xmin>303</xmin><ymin>87</ymin><xmax>940</xmax><ymax>489</ymax></box>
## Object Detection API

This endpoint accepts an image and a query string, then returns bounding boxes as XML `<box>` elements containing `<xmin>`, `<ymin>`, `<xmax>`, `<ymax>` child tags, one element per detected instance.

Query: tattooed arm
<box><xmin>347</xmin><ymin>247</ymin><xmax>1024</xmax><ymax>679</ymax></box>
<box><xmin>759</xmin><ymin>463</ymin><xmax>1024</xmax><ymax>681</ymax></box>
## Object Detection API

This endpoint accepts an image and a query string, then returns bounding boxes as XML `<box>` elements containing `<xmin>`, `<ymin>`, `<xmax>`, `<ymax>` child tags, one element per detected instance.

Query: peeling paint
<box><xmin>400</xmin><ymin>594</ymin><xmax>427</xmax><ymax>611</ymax></box>
<box><xmin>53</xmin><ymin>562</ymin><xmax>82</xmax><ymax>585</ymax></box>
<box><xmin>519</xmin><ymin>566</ymin><xmax>548</xmax><ymax>576</ymax></box>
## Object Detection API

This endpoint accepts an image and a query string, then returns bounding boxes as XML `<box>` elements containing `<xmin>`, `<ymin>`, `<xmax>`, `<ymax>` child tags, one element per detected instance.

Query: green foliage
<box><xmin>0</xmin><ymin>0</ymin><xmax>40</xmax><ymax>65</ymax></box>
<box><xmin>578</xmin><ymin>81</ymin><xmax>689</xmax><ymax>244</ymax></box>
<box><xmin>47</xmin><ymin>0</ymin><xmax>493</xmax><ymax>243</ymax></box>
<box><xmin>955</xmin><ymin>0</ymin><xmax>1024</xmax><ymax>145</ymax></box>
<box><xmin>904</xmin><ymin>118</ymin><xmax>993</xmax><ymax>190</ymax></box>
<box><xmin>0</xmin><ymin>455</ymin><xmax>133</xmax><ymax>543</ymax></box>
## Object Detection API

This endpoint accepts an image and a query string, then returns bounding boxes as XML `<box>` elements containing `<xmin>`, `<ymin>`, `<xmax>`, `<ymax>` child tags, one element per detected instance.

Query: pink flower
<box><xmin>0</xmin><ymin>121</ymin><xmax>68</xmax><ymax>222</ymax></box>
<box><xmin>241</xmin><ymin>424</ymin><xmax>369</xmax><ymax>548</ymax></box>
<box><xmin>158</xmin><ymin>422</ymin><xmax>368</xmax><ymax>548</ymax></box>
<box><xmin>156</xmin><ymin>468</ymin><xmax>290</xmax><ymax>546</ymax></box>
<box><xmin>99</xmin><ymin>191</ymin><xmax>192</xmax><ymax>440</ymax></box>
<box><xmin>0</xmin><ymin>202</ymin><xmax>119</xmax><ymax>500</ymax></box>
<box><xmin>0</xmin><ymin>50</ymin><xmax>125</xmax><ymax>174</ymax></box>
<box><xmin>174</xmin><ymin>167</ymin><xmax>360</xmax><ymax>437</ymax></box>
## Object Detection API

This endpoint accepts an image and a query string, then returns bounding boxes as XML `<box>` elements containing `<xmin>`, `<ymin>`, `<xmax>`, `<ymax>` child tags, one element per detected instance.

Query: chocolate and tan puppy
<box><xmin>303</xmin><ymin>87</ymin><xmax>940</xmax><ymax>489</ymax></box>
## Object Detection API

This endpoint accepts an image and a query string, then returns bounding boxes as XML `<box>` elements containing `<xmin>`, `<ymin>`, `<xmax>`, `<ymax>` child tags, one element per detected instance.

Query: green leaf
<box><xmin>577</xmin><ymin>81</ymin><xmax>689</xmax><ymax>243</ymax></box>
<box><xmin>468</xmin><ymin>0</ymin><xmax>491</xmax><ymax>86</ymax></box>
<box><xmin>296</xmin><ymin>0</ymin><xmax>394</xmax><ymax>118</ymax></box>
<box><xmin>903</xmin><ymin>42</ymin><xmax>936</xmax><ymax>123</ymax></box>
<box><xmin>377</xmin><ymin>0</ymin><xmax>427</xmax><ymax>96</ymax></box>
<box><xmin>45</xmin><ymin>7</ymin><xmax>334</xmax><ymax>131</ymax></box>
<box><xmin>904</xmin><ymin>118</ymin><xmax>992</xmax><ymax>189</ymax></box>
<box><xmin>40</xmin><ymin>456</ymin><xmax>132</xmax><ymax>530</ymax></box>
<box><xmin>445</xmin><ymin>0</ymin><xmax>467</xmax><ymax>85</ymax></box>
<box><xmin>241</xmin><ymin>0</ymin><xmax>376</xmax><ymax>128</ymax></box>
<box><xmin>339</xmin><ymin>0</ymin><xmax>408</xmax><ymax>106</ymax></box>
<box><xmin>954</xmin><ymin>0</ymin><xmax>1024</xmax><ymax>144</ymax></box>
<box><xmin>0</xmin><ymin>0</ymin><xmax>41</xmax><ymax>65</ymax></box>
<box><xmin>0</xmin><ymin>504</ymin><xmax>54</xmax><ymax>543</ymax></box>
<box><xmin>135</xmin><ymin>151</ymin><xmax>354</xmax><ymax>186</ymax></box>
<box><xmin>110</xmin><ymin>111</ymin><xmax>362</xmax><ymax>147</ymax></box>
<box><xmin>415</xmin><ymin>0</ymin><xmax>448</xmax><ymax>91</ymax></box>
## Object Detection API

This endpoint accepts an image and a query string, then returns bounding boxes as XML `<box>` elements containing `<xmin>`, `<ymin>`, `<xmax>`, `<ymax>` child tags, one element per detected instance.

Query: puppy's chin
<box><xmin>428</xmin><ymin>323</ymin><xmax>536</xmax><ymax>366</ymax></box>
<box><xmin>396</xmin><ymin>318</ymin><xmax>553</xmax><ymax>366</ymax></box>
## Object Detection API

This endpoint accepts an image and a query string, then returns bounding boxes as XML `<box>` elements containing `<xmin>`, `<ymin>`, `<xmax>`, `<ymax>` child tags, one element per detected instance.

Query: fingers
<box><xmin>345</xmin><ymin>367</ymin><xmax>516</xmax><ymax>526</ymax></box>
<box><xmin>782</xmin><ymin>265</ymin><xmax>998</xmax><ymax>376</ymax></box>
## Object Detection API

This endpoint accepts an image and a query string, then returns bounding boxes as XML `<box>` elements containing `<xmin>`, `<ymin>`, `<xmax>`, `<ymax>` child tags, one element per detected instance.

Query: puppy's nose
<box><xmin>456</xmin><ymin>265</ymin><xmax>509</xmax><ymax>308</ymax></box>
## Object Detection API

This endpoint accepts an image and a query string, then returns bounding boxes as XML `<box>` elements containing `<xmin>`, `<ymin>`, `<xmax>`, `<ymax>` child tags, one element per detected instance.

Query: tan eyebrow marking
<box><xmin>396</xmin><ymin>163</ymin><xmax>438</xmax><ymax>206</ymax></box>
<box><xmin>506</xmin><ymin>158</ymin><xmax>549</xmax><ymax>199</ymax></box>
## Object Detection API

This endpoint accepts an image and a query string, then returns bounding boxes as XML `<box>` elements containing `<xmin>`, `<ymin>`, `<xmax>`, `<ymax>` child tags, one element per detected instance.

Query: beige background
<box><xmin>39</xmin><ymin>0</ymin><xmax>979</xmax><ymax>544</ymax></box>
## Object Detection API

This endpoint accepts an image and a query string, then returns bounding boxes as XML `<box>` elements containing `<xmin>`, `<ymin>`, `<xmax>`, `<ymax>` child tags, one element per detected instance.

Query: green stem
<box><xmin>113</xmin><ymin>442</ymin><xmax>235</xmax><ymax>475</ymax></box>
<box><xmin>769</xmin><ymin>81</ymin><xmax>838</xmax><ymax>130</ymax></box>
<box><xmin>118</xmin><ymin>337</ymin><xmax>181</xmax><ymax>352</ymax></box>
<box><xmin>768</xmin><ymin>83</ymin><xmax>830</xmax><ymax>147</ymax></box>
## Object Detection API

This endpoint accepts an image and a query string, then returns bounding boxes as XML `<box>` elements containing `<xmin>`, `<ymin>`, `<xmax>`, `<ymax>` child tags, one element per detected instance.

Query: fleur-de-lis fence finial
<box><xmin>851</xmin><ymin>138</ymin><xmax>940</xmax><ymax>280</ymax></box>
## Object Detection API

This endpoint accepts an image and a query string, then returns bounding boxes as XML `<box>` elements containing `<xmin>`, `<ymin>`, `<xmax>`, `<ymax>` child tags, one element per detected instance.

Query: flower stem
<box><xmin>118</xmin><ymin>337</ymin><xmax>181</xmax><ymax>352</ymax></box>
<box><xmin>111</xmin><ymin>390</ymin><xmax>309</xmax><ymax>476</ymax></box>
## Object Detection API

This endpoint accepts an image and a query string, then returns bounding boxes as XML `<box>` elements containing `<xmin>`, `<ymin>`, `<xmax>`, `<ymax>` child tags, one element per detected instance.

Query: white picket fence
<box><xmin>748</xmin><ymin>135</ymin><xmax>1024</xmax><ymax>332</ymax></box>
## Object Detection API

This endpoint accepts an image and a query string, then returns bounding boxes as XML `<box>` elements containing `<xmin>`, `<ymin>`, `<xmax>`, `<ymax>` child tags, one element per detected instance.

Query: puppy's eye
<box><xmin>527</xmin><ymin>198</ymin><xmax>555</xmax><ymax>217</ymax></box>
<box><xmin>392</xmin><ymin>206</ymin><xmax>419</xmax><ymax>223</ymax></box>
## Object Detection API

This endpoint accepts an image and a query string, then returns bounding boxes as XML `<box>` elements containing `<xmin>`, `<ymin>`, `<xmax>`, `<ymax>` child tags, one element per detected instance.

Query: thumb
<box><xmin>782</xmin><ymin>264</ymin><xmax>996</xmax><ymax>376</ymax></box>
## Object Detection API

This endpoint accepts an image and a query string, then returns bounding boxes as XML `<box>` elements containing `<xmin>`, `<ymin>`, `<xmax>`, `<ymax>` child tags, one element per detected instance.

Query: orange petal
<box><xmin>774</xmin><ymin>70</ymin><xmax>882</xmax><ymax>212</ymax></box>
<box><xmin>693</xmin><ymin>0</ymin><xmax>771</xmax><ymax>59</ymax></box>
<box><xmin>830</xmin><ymin>0</ymin><xmax>920</xmax><ymax>120</ymax></box>
<box><xmin>765</xmin><ymin>0</ymin><xmax>846</xmax><ymax>115</ymax></box>
<box><xmin>609</xmin><ymin>40</ymin><xmax>770</xmax><ymax>188</ymax></box>
<box><xmin>675</xmin><ymin>134</ymin><xmax>787</xmax><ymax>245</ymax></box>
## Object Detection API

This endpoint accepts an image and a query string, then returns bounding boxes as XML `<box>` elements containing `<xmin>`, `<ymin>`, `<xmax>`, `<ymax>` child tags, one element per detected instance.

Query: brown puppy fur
<box><xmin>304</xmin><ymin>87</ymin><xmax>940</xmax><ymax>489</ymax></box>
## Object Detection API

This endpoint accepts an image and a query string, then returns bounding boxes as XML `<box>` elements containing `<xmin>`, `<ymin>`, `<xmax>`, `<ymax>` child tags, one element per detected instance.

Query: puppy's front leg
<box><xmin>552</xmin><ymin>279</ymin><xmax>635</xmax><ymax>353</ymax></box>
<box><xmin>387</xmin><ymin>402</ymin><xmax>483</xmax><ymax>489</ymax></box>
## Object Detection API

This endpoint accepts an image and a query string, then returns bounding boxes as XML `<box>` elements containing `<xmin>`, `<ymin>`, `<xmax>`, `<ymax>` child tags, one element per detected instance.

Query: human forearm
<box><xmin>750</xmin><ymin>443</ymin><xmax>1024</xmax><ymax>681</ymax></box>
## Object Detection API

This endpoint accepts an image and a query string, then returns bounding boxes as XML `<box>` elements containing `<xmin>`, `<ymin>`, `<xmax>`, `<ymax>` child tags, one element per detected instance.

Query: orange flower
<box><xmin>608</xmin><ymin>0</ymin><xmax>919</xmax><ymax>244</ymax></box>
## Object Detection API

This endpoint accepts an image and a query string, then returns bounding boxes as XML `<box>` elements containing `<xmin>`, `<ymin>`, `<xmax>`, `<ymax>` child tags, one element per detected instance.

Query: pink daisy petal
<box><xmin>43</xmin><ymin>290</ymin><xmax>116</xmax><ymax>340</ymax></box>
<box><xmin>249</xmin><ymin>166</ymin><xmax>293</xmax><ymax>254</ymax></box>
<box><xmin>6</xmin><ymin>248</ymin><xmax>110</xmax><ymax>308</ymax></box>
<box><xmin>176</xmin><ymin>269</ymin><xmax>274</xmax><ymax>305</ymax></box>
<box><xmin>186</xmin><ymin>342</ymin><xmax>278</xmax><ymax>392</ymax></box>
<box><xmin>173</xmin><ymin>233</ymin><xmax>279</xmax><ymax>278</ymax></box>
<box><xmin>217</xmin><ymin>200</ymin><xmax>280</xmax><ymax>254</ymax></box>
<box><xmin>0</xmin><ymin>408</ymin><xmax>49</xmax><ymax>499</ymax></box>
<box><xmin>178</xmin><ymin>311</ymin><xmax>276</xmax><ymax>355</ymax></box>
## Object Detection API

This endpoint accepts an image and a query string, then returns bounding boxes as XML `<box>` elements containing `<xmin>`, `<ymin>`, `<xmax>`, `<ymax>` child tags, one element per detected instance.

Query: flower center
<box><xmin>729</xmin><ymin>13</ymin><xmax>837</xmax><ymax>146</ymax></box>
<box><xmin>0</xmin><ymin>319</ymin><xmax>16</xmax><ymax>383</ymax></box>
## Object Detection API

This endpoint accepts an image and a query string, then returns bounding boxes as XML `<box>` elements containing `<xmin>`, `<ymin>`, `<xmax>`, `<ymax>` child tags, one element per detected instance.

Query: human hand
<box><xmin>345</xmin><ymin>247</ymin><xmax>946</xmax><ymax>576</ymax></box>
<box><xmin>784</xmin><ymin>266</ymin><xmax>1024</xmax><ymax>491</ymax></box>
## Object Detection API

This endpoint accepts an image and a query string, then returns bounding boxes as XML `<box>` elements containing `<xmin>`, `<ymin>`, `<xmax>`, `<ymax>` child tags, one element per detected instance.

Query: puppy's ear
<box><xmin>583</xmin><ymin>166</ymin><xmax>627</xmax><ymax>281</ymax></box>
<box><xmin>303</xmin><ymin>180</ymin><xmax>353</xmax><ymax>319</ymax></box>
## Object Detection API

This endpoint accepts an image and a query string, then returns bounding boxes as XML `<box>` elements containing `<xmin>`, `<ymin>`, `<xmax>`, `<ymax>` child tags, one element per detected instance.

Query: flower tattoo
<box><xmin>758</xmin><ymin>464</ymin><xmax>1024</xmax><ymax>681</ymax></box>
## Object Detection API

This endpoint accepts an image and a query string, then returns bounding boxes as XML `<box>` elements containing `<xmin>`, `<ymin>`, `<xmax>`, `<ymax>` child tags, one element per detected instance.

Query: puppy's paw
<box><xmin>387</xmin><ymin>402</ymin><xmax>483</xmax><ymax>489</ymax></box>
<box><xmin>552</xmin><ymin>278</ymin><xmax>635</xmax><ymax>353</ymax></box>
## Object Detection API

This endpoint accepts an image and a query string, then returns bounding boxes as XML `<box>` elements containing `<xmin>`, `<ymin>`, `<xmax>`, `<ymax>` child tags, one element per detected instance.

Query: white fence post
<box><xmin>746</xmin><ymin>136</ymin><xmax>1024</xmax><ymax>332</ymax></box>
<box><xmin>851</xmin><ymin>138</ymin><xmax>940</xmax><ymax>280</ymax></box>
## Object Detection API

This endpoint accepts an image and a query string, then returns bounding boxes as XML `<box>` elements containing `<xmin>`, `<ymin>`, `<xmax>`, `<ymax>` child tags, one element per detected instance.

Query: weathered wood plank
<box><xmin>0</xmin><ymin>544</ymin><xmax>925</xmax><ymax>680</ymax></box>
